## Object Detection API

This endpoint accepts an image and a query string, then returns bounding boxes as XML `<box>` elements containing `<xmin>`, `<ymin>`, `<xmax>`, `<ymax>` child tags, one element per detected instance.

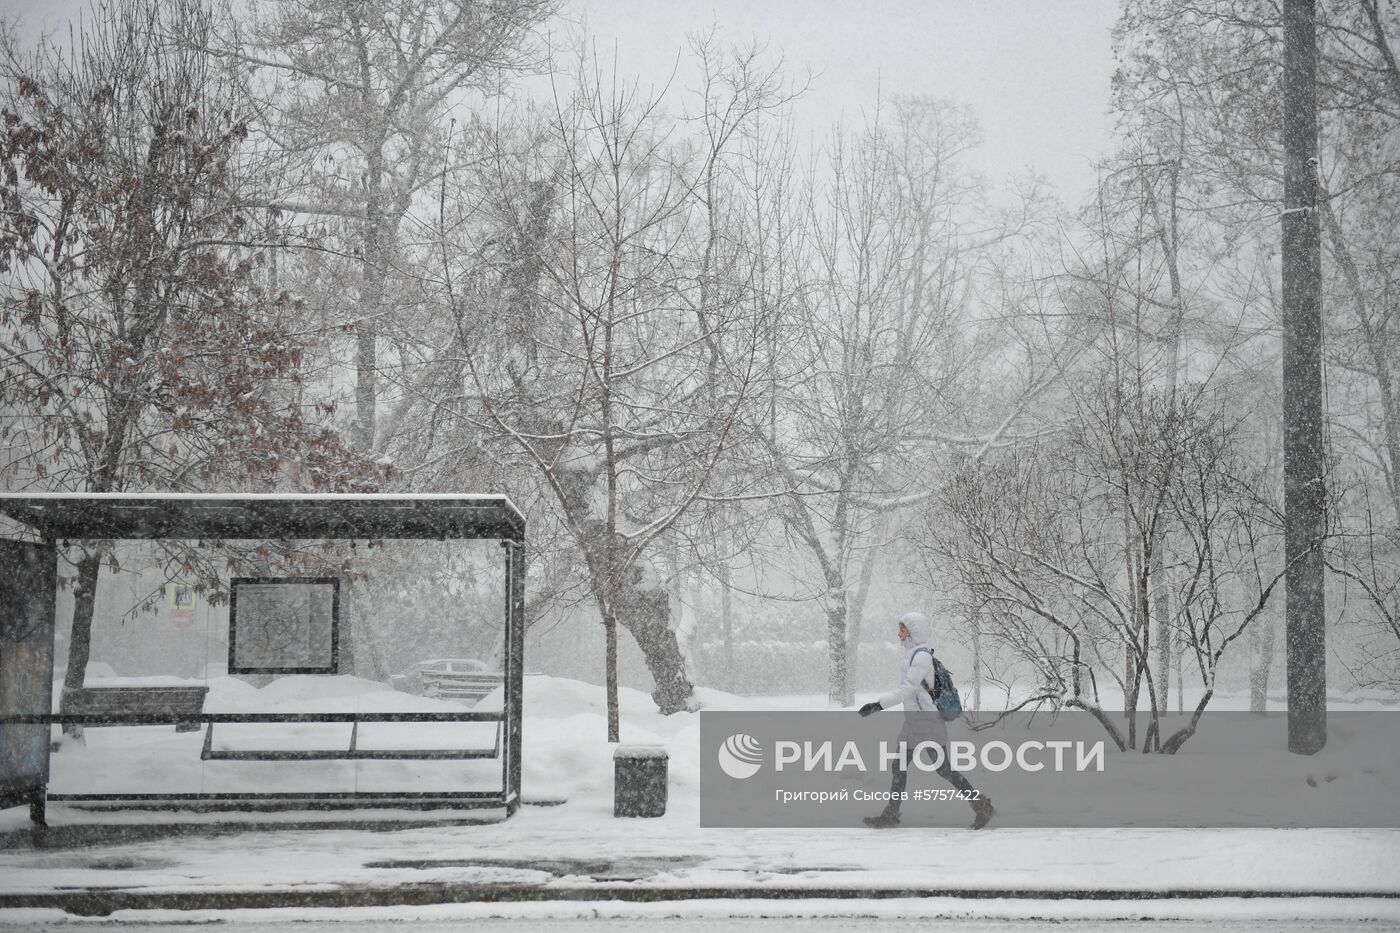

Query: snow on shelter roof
<box><xmin>0</xmin><ymin>493</ymin><xmax>525</xmax><ymax>541</ymax></box>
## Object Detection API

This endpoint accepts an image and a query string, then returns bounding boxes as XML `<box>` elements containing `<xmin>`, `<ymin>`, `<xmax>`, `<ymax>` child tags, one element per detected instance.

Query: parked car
<box><xmin>390</xmin><ymin>658</ymin><xmax>499</xmax><ymax>702</ymax></box>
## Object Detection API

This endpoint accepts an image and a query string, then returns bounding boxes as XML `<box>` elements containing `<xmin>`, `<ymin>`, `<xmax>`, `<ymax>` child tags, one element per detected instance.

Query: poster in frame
<box><xmin>228</xmin><ymin>577</ymin><xmax>340</xmax><ymax>675</ymax></box>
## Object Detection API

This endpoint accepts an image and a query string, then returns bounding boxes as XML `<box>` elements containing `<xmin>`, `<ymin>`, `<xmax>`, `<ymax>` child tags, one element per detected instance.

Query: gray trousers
<box><xmin>885</xmin><ymin>717</ymin><xmax>977</xmax><ymax>812</ymax></box>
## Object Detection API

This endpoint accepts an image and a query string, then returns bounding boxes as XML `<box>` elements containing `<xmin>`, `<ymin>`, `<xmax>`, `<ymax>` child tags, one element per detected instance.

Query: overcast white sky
<box><xmin>1</xmin><ymin>0</ymin><xmax>1121</xmax><ymax>202</ymax></box>
<box><xmin>567</xmin><ymin>0</ymin><xmax>1120</xmax><ymax>202</ymax></box>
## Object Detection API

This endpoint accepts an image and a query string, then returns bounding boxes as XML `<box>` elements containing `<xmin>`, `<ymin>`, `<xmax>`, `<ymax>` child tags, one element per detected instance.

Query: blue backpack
<box><xmin>911</xmin><ymin>646</ymin><xmax>963</xmax><ymax>721</ymax></box>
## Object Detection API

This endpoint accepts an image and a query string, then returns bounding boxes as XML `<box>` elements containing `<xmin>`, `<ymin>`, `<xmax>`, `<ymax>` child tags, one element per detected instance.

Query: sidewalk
<box><xmin>2</xmin><ymin>801</ymin><xmax>1399</xmax><ymax>918</ymax></box>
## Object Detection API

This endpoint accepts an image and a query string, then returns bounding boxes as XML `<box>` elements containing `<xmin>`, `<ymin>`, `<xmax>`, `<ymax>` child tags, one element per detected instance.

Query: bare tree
<box><xmin>225</xmin><ymin>0</ymin><xmax>556</xmax><ymax>455</ymax></box>
<box><xmin>0</xmin><ymin>0</ymin><xmax>369</xmax><ymax>704</ymax></box>
<box><xmin>422</xmin><ymin>39</ymin><xmax>791</xmax><ymax>738</ymax></box>
<box><xmin>1114</xmin><ymin>0</ymin><xmax>1400</xmax><ymax>746</ymax></box>
<box><xmin>758</xmin><ymin>98</ymin><xmax>1047</xmax><ymax>706</ymax></box>
<box><xmin>937</xmin><ymin>385</ymin><xmax>1286</xmax><ymax>753</ymax></box>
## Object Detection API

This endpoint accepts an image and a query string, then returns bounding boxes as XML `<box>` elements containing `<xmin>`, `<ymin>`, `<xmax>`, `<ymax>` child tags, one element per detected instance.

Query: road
<box><xmin>24</xmin><ymin>918</ymin><xmax>1397</xmax><ymax>932</ymax></box>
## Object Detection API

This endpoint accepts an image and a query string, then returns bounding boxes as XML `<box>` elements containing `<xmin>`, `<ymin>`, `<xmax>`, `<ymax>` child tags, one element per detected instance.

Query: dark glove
<box><xmin>858</xmin><ymin>701</ymin><xmax>882</xmax><ymax>717</ymax></box>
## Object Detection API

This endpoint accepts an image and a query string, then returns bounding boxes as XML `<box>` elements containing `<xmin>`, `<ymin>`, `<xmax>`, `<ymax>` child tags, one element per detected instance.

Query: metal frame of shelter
<box><xmin>0</xmin><ymin>493</ymin><xmax>526</xmax><ymax>825</ymax></box>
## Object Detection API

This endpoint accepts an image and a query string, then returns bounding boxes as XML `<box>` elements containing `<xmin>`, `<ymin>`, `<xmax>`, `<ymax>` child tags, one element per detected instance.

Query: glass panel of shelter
<box><xmin>44</xmin><ymin>536</ymin><xmax>507</xmax><ymax>801</ymax></box>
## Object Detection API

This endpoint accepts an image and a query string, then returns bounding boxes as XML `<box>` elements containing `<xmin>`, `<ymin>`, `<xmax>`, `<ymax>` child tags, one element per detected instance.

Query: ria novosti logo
<box><xmin>717</xmin><ymin>733</ymin><xmax>764</xmax><ymax>779</ymax></box>
<box><xmin>715</xmin><ymin>732</ymin><xmax>1106</xmax><ymax>779</ymax></box>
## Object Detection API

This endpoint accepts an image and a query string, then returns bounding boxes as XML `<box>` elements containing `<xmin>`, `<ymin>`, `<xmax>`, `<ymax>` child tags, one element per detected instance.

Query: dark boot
<box><xmin>970</xmin><ymin>796</ymin><xmax>995</xmax><ymax>830</ymax></box>
<box><xmin>863</xmin><ymin>805</ymin><xmax>901</xmax><ymax>829</ymax></box>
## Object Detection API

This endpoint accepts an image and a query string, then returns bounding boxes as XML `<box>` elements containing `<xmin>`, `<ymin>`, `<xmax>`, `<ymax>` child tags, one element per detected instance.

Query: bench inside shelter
<box><xmin>60</xmin><ymin>686</ymin><xmax>501</xmax><ymax>761</ymax></box>
<box><xmin>199</xmin><ymin>717</ymin><xmax>502</xmax><ymax>761</ymax></box>
<box><xmin>61</xmin><ymin>686</ymin><xmax>209</xmax><ymax>732</ymax></box>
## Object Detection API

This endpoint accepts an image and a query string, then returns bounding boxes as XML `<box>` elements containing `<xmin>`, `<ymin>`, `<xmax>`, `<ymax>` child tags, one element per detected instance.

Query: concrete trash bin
<box><xmin>613</xmin><ymin>745</ymin><xmax>668</xmax><ymax>817</ymax></box>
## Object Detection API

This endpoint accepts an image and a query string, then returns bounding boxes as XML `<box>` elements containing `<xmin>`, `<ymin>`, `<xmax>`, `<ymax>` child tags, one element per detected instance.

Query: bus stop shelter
<box><xmin>0</xmin><ymin>493</ymin><xmax>526</xmax><ymax>825</ymax></box>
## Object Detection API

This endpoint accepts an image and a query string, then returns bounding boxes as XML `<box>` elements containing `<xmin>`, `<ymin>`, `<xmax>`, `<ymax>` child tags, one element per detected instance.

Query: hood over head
<box><xmin>899</xmin><ymin>611</ymin><xmax>931</xmax><ymax>647</ymax></box>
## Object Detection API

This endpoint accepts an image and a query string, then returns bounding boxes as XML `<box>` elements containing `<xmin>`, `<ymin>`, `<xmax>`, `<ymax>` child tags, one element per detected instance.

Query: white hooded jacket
<box><xmin>877</xmin><ymin>611</ymin><xmax>948</xmax><ymax>743</ymax></box>
<box><xmin>878</xmin><ymin>611</ymin><xmax>937</xmax><ymax>713</ymax></box>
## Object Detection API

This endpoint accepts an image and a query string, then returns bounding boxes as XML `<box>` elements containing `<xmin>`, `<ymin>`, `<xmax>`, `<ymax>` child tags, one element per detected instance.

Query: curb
<box><xmin>4</xmin><ymin>885</ymin><xmax>1400</xmax><ymax>917</ymax></box>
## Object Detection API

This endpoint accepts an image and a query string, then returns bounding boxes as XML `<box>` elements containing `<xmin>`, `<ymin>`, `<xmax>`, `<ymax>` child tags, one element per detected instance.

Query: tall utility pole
<box><xmin>1282</xmin><ymin>0</ymin><xmax>1327</xmax><ymax>755</ymax></box>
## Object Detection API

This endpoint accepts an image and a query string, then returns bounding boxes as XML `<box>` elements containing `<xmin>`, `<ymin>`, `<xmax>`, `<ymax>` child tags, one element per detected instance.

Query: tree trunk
<box><xmin>1124</xmin><ymin>646</ymin><xmax>1137</xmax><ymax>749</ymax></box>
<box><xmin>826</xmin><ymin>597</ymin><xmax>849</xmax><ymax>708</ymax></box>
<box><xmin>60</xmin><ymin>550</ymin><xmax>103</xmax><ymax>738</ymax></box>
<box><xmin>339</xmin><ymin>599</ymin><xmax>362</xmax><ymax>678</ymax></box>
<box><xmin>1121</xmin><ymin>494</ymin><xmax>1140</xmax><ymax>748</ymax></box>
<box><xmin>670</xmin><ymin>560</ymin><xmax>698</xmax><ymax>686</ymax></box>
<box><xmin>1176</xmin><ymin>624</ymin><xmax>1185</xmax><ymax>714</ymax></box>
<box><xmin>1282</xmin><ymin>0</ymin><xmax>1327</xmax><ymax>754</ymax></box>
<box><xmin>1250</xmin><ymin>613</ymin><xmax>1278</xmax><ymax>713</ymax></box>
<box><xmin>841</xmin><ymin>548</ymin><xmax>879</xmax><ymax>707</ymax></box>
<box><xmin>62</xmin><ymin>551</ymin><xmax>101</xmax><ymax>690</ymax></box>
<box><xmin>603</xmin><ymin>603</ymin><xmax>620</xmax><ymax>742</ymax></box>
<box><xmin>355</xmin><ymin>151</ymin><xmax>388</xmax><ymax>454</ymax></box>
<box><xmin>1138</xmin><ymin>546</ymin><xmax>1162</xmax><ymax>751</ymax></box>
<box><xmin>615</xmin><ymin>570</ymin><xmax>693</xmax><ymax>715</ymax></box>
<box><xmin>971</xmin><ymin>612</ymin><xmax>983</xmax><ymax>711</ymax></box>
<box><xmin>570</xmin><ymin>502</ymin><xmax>696</xmax><ymax>723</ymax></box>
<box><xmin>355</xmin><ymin>327</ymin><xmax>378</xmax><ymax>455</ymax></box>
<box><xmin>1153</xmin><ymin>554</ymin><xmax>1171</xmax><ymax>718</ymax></box>
<box><xmin>720</xmin><ymin>567</ymin><xmax>734</xmax><ymax>691</ymax></box>
<box><xmin>1149</xmin><ymin>154</ymin><xmax>1184</xmax><ymax>727</ymax></box>
<box><xmin>1123</xmin><ymin>537</ymin><xmax>1142</xmax><ymax>750</ymax></box>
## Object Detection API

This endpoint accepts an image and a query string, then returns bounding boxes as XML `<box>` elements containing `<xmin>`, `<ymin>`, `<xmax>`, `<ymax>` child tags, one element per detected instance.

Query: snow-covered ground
<box><xmin>1</xmin><ymin>674</ymin><xmax>1398</xmax><ymax>925</ymax></box>
<box><xmin>38</xmin><ymin>671</ymin><xmax>1400</xmax><ymax>826</ymax></box>
<box><xmin>14</xmin><ymin>670</ymin><xmax>1400</xmax><ymax>834</ymax></box>
<box><xmin>5</xmin><ymin>907</ymin><xmax>1400</xmax><ymax>929</ymax></box>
